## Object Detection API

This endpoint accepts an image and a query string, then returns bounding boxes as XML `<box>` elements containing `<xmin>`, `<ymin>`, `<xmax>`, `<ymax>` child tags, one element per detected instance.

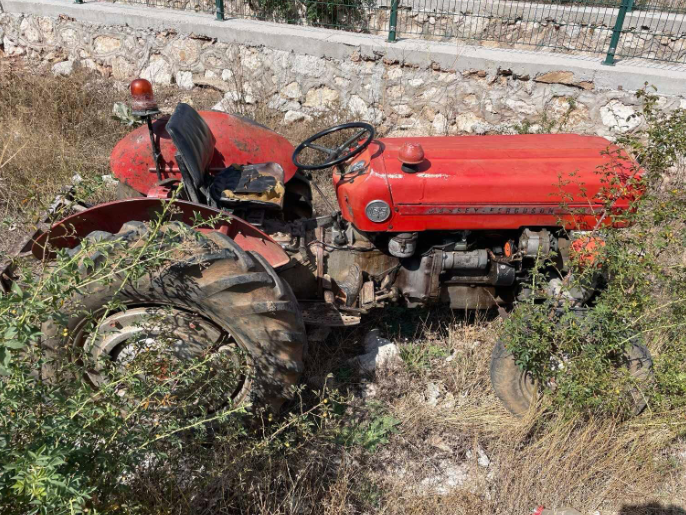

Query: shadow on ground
<box><xmin>619</xmin><ymin>503</ymin><xmax>686</xmax><ymax>515</ymax></box>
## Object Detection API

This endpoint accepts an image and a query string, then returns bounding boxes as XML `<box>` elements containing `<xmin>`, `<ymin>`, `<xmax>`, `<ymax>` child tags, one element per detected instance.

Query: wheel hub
<box><xmin>73</xmin><ymin>306</ymin><xmax>250</xmax><ymax>410</ymax></box>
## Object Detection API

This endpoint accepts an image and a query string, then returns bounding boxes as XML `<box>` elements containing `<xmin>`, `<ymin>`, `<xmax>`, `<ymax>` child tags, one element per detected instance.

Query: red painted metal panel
<box><xmin>32</xmin><ymin>198</ymin><xmax>290</xmax><ymax>269</ymax></box>
<box><xmin>334</xmin><ymin>134</ymin><xmax>641</xmax><ymax>232</ymax></box>
<box><xmin>110</xmin><ymin>111</ymin><xmax>297</xmax><ymax>196</ymax></box>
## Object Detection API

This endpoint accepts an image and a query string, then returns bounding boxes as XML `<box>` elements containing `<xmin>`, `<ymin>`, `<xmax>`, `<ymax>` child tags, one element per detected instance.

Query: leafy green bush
<box><xmin>502</xmin><ymin>87</ymin><xmax>686</xmax><ymax>417</ymax></box>
<box><xmin>303</xmin><ymin>0</ymin><xmax>374</xmax><ymax>28</ymax></box>
<box><xmin>336</xmin><ymin>401</ymin><xmax>400</xmax><ymax>451</ymax></box>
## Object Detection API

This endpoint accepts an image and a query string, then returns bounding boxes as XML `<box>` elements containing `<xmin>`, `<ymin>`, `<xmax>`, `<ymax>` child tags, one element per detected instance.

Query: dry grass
<box><xmin>1</xmin><ymin>65</ymin><xmax>686</xmax><ymax>514</ymax></box>
<box><xmin>0</xmin><ymin>65</ymin><xmax>131</xmax><ymax>255</ymax></box>
<box><xmin>367</xmin><ymin>311</ymin><xmax>686</xmax><ymax>515</ymax></box>
<box><xmin>0</xmin><ymin>69</ymin><xmax>124</xmax><ymax>213</ymax></box>
<box><xmin>0</xmin><ymin>65</ymin><xmax>231</xmax><ymax>220</ymax></box>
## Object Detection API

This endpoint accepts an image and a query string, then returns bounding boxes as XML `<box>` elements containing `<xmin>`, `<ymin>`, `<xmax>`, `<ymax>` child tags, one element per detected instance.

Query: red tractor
<box><xmin>1</xmin><ymin>79</ymin><xmax>648</xmax><ymax>415</ymax></box>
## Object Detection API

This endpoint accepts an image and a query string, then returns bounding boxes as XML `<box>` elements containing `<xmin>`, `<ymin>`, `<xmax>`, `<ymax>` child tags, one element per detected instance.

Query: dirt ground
<box><xmin>2</xmin><ymin>58</ymin><xmax>686</xmax><ymax>515</ymax></box>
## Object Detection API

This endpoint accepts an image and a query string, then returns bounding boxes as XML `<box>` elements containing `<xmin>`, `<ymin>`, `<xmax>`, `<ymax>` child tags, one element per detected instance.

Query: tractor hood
<box><xmin>334</xmin><ymin>134</ymin><xmax>641</xmax><ymax>232</ymax></box>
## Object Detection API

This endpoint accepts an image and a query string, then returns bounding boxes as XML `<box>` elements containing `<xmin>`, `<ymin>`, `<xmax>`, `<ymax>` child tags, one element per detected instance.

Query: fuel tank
<box><xmin>333</xmin><ymin>134</ymin><xmax>641</xmax><ymax>232</ymax></box>
<box><xmin>110</xmin><ymin>111</ymin><xmax>298</xmax><ymax>195</ymax></box>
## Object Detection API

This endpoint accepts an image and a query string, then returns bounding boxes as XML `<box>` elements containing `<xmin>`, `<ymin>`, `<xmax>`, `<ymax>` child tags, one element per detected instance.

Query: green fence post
<box><xmin>74</xmin><ymin>0</ymin><xmax>83</xmax><ymax>4</ymax></box>
<box><xmin>388</xmin><ymin>0</ymin><xmax>399</xmax><ymax>42</ymax></box>
<box><xmin>603</xmin><ymin>0</ymin><xmax>630</xmax><ymax>65</ymax></box>
<box><xmin>215</xmin><ymin>0</ymin><xmax>225</xmax><ymax>20</ymax></box>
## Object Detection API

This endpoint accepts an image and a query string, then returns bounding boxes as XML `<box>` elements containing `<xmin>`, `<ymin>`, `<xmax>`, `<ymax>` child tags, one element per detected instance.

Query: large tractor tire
<box><xmin>41</xmin><ymin>220</ymin><xmax>306</xmax><ymax>412</ymax></box>
<box><xmin>490</xmin><ymin>339</ymin><xmax>652</xmax><ymax>416</ymax></box>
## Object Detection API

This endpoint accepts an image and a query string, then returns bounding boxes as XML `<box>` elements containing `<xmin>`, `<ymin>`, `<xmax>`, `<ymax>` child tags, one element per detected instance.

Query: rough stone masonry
<box><xmin>1</xmin><ymin>0</ymin><xmax>685</xmax><ymax>138</ymax></box>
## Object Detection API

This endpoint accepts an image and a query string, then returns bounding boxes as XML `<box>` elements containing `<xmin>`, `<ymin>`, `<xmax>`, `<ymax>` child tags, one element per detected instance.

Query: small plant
<box><xmin>336</xmin><ymin>404</ymin><xmax>400</xmax><ymax>451</ymax></box>
<box><xmin>248</xmin><ymin>0</ymin><xmax>374</xmax><ymax>29</ymax></box>
<box><xmin>514</xmin><ymin>97</ymin><xmax>577</xmax><ymax>134</ymax></box>
<box><xmin>112</xmin><ymin>101</ymin><xmax>144</xmax><ymax>127</ymax></box>
<box><xmin>400</xmin><ymin>343</ymin><xmax>450</xmax><ymax>373</ymax></box>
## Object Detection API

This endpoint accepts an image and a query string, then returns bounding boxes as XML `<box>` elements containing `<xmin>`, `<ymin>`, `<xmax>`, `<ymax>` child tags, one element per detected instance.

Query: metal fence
<box><xmin>92</xmin><ymin>0</ymin><xmax>686</xmax><ymax>63</ymax></box>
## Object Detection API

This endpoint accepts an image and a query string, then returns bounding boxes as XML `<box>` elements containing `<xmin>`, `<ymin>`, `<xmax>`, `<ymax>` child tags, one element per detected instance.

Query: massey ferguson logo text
<box><xmin>414</xmin><ymin>205</ymin><xmax>599</xmax><ymax>215</ymax></box>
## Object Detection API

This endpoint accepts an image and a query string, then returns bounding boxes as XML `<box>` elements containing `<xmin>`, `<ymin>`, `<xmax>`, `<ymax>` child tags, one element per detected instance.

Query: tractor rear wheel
<box><xmin>490</xmin><ymin>339</ymin><xmax>652</xmax><ymax>416</ymax></box>
<box><xmin>41</xmin><ymin>221</ymin><xmax>306</xmax><ymax>412</ymax></box>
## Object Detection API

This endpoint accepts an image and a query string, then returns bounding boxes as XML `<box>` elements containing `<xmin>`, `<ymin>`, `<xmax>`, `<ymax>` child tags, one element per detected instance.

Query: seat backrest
<box><xmin>166</xmin><ymin>103</ymin><xmax>216</xmax><ymax>190</ymax></box>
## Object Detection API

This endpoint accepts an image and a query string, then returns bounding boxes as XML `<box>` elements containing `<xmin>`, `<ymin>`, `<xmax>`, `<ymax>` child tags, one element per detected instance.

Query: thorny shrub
<box><xmin>0</xmin><ymin>196</ymin><xmax>235</xmax><ymax>512</ymax></box>
<box><xmin>502</xmin><ymin>86</ymin><xmax>686</xmax><ymax>417</ymax></box>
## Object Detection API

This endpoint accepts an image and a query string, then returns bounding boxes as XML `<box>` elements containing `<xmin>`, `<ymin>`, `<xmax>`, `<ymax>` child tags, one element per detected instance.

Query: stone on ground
<box><xmin>351</xmin><ymin>328</ymin><xmax>402</xmax><ymax>374</ymax></box>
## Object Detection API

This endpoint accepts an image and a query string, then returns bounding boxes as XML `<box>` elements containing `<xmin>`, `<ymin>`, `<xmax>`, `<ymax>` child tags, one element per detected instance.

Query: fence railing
<box><xmin>88</xmin><ymin>0</ymin><xmax>686</xmax><ymax>63</ymax></box>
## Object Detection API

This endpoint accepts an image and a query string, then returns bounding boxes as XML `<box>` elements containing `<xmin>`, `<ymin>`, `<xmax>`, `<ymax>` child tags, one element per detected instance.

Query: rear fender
<box><xmin>31</xmin><ymin>198</ymin><xmax>290</xmax><ymax>269</ymax></box>
<box><xmin>111</xmin><ymin>111</ymin><xmax>298</xmax><ymax>196</ymax></box>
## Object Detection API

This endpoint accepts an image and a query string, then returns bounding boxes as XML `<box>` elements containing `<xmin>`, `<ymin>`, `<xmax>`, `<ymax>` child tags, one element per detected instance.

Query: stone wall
<box><xmin>1</xmin><ymin>6</ymin><xmax>684</xmax><ymax>138</ymax></box>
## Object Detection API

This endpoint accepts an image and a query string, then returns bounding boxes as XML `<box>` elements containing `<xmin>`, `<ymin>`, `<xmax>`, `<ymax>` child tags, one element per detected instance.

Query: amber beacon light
<box><xmin>130</xmin><ymin>78</ymin><xmax>159</xmax><ymax>115</ymax></box>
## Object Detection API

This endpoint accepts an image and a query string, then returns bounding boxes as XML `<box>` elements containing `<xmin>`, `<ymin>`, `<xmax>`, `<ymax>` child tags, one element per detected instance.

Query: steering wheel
<box><xmin>292</xmin><ymin>122</ymin><xmax>375</xmax><ymax>171</ymax></box>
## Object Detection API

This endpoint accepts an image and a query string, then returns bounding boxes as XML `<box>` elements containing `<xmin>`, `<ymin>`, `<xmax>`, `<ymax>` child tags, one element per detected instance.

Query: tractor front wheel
<box><xmin>490</xmin><ymin>339</ymin><xmax>653</xmax><ymax>416</ymax></box>
<box><xmin>489</xmin><ymin>340</ymin><xmax>537</xmax><ymax>416</ymax></box>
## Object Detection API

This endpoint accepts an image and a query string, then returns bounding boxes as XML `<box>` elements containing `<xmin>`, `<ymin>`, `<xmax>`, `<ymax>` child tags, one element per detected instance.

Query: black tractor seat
<box><xmin>165</xmin><ymin>103</ymin><xmax>285</xmax><ymax>209</ymax></box>
<box><xmin>209</xmin><ymin>162</ymin><xmax>285</xmax><ymax>210</ymax></box>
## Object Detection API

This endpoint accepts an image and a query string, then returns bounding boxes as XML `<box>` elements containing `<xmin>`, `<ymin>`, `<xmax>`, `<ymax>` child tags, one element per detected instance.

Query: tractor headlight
<box><xmin>365</xmin><ymin>200</ymin><xmax>391</xmax><ymax>223</ymax></box>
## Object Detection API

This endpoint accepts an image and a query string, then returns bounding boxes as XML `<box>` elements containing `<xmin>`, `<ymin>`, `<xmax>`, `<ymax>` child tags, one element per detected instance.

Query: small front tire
<box><xmin>490</xmin><ymin>339</ymin><xmax>653</xmax><ymax>416</ymax></box>
<box><xmin>490</xmin><ymin>340</ymin><xmax>537</xmax><ymax>416</ymax></box>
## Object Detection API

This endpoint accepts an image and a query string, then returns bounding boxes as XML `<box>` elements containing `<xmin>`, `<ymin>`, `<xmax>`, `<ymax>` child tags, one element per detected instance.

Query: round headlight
<box><xmin>365</xmin><ymin>200</ymin><xmax>391</xmax><ymax>223</ymax></box>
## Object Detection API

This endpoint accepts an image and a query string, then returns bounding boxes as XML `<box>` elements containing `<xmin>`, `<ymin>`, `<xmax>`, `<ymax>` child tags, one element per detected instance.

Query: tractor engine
<box><xmin>315</xmin><ymin>224</ymin><xmax>578</xmax><ymax>311</ymax></box>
